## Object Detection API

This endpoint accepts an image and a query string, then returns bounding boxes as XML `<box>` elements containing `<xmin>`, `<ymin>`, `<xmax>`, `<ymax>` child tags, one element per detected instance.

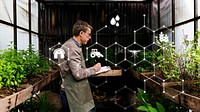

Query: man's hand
<box><xmin>93</xmin><ymin>63</ymin><xmax>101</xmax><ymax>72</ymax></box>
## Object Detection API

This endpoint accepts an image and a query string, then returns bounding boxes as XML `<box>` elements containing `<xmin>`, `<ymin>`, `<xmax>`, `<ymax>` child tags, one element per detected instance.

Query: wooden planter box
<box><xmin>130</xmin><ymin>69</ymin><xmax>200</xmax><ymax>112</ymax></box>
<box><xmin>0</xmin><ymin>92</ymin><xmax>17</xmax><ymax>111</ymax></box>
<box><xmin>0</xmin><ymin>69</ymin><xmax>60</xmax><ymax>111</ymax></box>
<box><xmin>163</xmin><ymin>82</ymin><xmax>200</xmax><ymax>112</ymax></box>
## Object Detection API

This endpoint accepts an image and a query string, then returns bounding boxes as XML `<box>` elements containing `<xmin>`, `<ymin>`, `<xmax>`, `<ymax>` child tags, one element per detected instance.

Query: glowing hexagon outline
<box><xmin>48</xmin><ymin>42</ymin><xmax>70</xmax><ymax>66</ymax></box>
<box><xmin>133</xmin><ymin>14</ymin><xmax>184</xmax><ymax>99</ymax></box>
<box><xmin>48</xmin><ymin>11</ymin><xmax>186</xmax><ymax>101</ymax></box>
<box><xmin>114</xmin><ymin>85</ymin><xmax>136</xmax><ymax>110</ymax></box>
<box><xmin>105</xmin><ymin>9</ymin><xmax>127</xmax><ymax>34</ymax></box>
<box><xmin>89</xmin><ymin>77</ymin><xmax>108</xmax><ymax>89</ymax></box>
<box><xmin>85</xmin><ymin>42</ymin><xmax>105</xmax><ymax>61</ymax></box>
<box><xmin>126</xmin><ymin>42</ymin><xmax>145</xmax><ymax>69</ymax></box>
<box><xmin>162</xmin><ymin>76</ymin><xmax>184</xmax><ymax>98</ymax></box>
<box><xmin>106</xmin><ymin>42</ymin><xmax>127</xmax><ymax>69</ymax></box>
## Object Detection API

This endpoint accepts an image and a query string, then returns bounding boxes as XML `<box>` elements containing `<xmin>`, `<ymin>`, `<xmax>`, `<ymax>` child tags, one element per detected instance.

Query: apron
<box><xmin>62</xmin><ymin>50</ymin><xmax>95</xmax><ymax>112</ymax></box>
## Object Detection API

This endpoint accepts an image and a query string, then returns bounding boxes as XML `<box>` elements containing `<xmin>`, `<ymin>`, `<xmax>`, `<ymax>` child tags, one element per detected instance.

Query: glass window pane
<box><xmin>198</xmin><ymin>20</ymin><xmax>200</xmax><ymax>45</ymax></box>
<box><xmin>175</xmin><ymin>0</ymin><xmax>194</xmax><ymax>24</ymax></box>
<box><xmin>160</xmin><ymin>0</ymin><xmax>172</xmax><ymax>27</ymax></box>
<box><xmin>31</xmin><ymin>33</ymin><xmax>39</xmax><ymax>51</ymax></box>
<box><xmin>17</xmin><ymin>0</ymin><xmax>29</xmax><ymax>29</ymax></box>
<box><xmin>17</xmin><ymin>29</ymin><xmax>29</xmax><ymax>50</ymax></box>
<box><xmin>198</xmin><ymin>0</ymin><xmax>200</xmax><ymax>16</ymax></box>
<box><xmin>31</xmin><ymin>0</ymin><xmax>38</xmax><ymax>32</ymax></box>
<box><xmin>175</xmin><ymin>22</ymin><xmax>194</xmax><ymax>52</ymax></box>
<box><xmin>0</xmin><ymin>23</ymin><xmax>14</xmax><ymax>50</ymax></box>
<box><xmin>0</xmin><ymin>0</ymin><xmax>13</xmax><ymax>23</ymax></box>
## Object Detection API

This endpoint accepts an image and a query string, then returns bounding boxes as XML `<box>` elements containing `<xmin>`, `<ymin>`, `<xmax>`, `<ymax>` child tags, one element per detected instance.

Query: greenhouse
<box><xmin>0</xmin><ymin>0</ymin><xmax>200</xmax><ymax>112</ymax></box>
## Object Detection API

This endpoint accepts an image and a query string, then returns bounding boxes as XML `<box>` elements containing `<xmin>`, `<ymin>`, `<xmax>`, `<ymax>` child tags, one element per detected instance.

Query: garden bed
<box><xmin>0</xmin><ymin>69</ymin><xmax>60</xmax><ymax>111</ymax></box>
<box><xmin>130</xmin><ymin>69</ymin><xmax>200</xmax><ymax>111</ymax></box>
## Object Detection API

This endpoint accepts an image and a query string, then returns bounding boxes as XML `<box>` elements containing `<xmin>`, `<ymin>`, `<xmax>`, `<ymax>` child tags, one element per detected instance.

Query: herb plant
<box><xmin>0</xmin><ymin>43</ymin><xmax>50</xmax><ymax>89</ymax></box>
<box><xmin>156</xmin><ymin>30</ymin><xmax>200</xmax><ymax>80</ymax></box>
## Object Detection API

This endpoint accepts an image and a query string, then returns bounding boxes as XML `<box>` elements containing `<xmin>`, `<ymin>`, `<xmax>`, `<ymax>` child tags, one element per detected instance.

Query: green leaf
<box><xmin>148</xmin><ymin>106</ymin><xmax>158</xmax><ymax>112</ymax></box>
<box><xmin>137</xmin><ymin>105</ymin><xmax>149</xmax><ymax>111</ymax></box>
<box><xmin>11</xmin><ymin>81</ymin><xmax>14</xmax><ymax>86</ymax></box>
<box><xmin>0</xmin><ymin>84</ymin><xmax>2</xmax><ymax>89</ymax></box>
<box><xmin>156</xmin><ymin>102</ymin><xmax>165</xmax><ymax>112</ymax></box>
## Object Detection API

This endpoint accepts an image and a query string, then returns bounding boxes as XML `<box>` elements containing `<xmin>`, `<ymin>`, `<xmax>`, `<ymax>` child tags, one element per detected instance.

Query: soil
<box><xmin>0</xmin><ymin>71</ymin><xmax>52</xmax><ymax>99</ymax></box>
<box><xmin>172</xmin><ymin>82</ymin><xmax>200</xmax><ymax>98</ymax></box>
<box><xmin>141</xmin><ymin>71</ymin><xmax>200</xmax><ymax>99</ymax></box>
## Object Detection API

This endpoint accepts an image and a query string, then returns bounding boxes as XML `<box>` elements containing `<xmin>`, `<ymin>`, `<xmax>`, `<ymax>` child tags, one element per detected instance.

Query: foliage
<box><xmin>136</xmin><ymin>88</ymin><xmax>188</xmax><ymax>112</ymax></box>
<box><xmin>10</xmin><ymin>92</ymin><xmax>55</xmax><ymax>112</ymax></box>
<box><xmin>132</xmin><ymin>50</ymin><xmax>160</xmax><ymax>73</ymax></box>
<box><xmin>183</xmin><ymin>31</ymin><xmax>200</xmax><ymax>78</ymax></box>
<box><xmin>0</xmin><ymin>43</ymin><xmax>26</xmax><ymax>88</ymax></box>
<box><xmin>22</xmin><ymin>44</ymin><xmax>50</xmax><ymax>77</ymax></box>
<box><xmin>156</xmin><ymin>30</ymin><xmax>200</xmax><ymax>80</ymax></box>
<box><xmin>31</xmin><ymin>92</ymin><xmax>55</xmax><ymax>112</ymax></box>
<box><xmin>156</xmin><ymin>42</ymin><xmax>180</xmax><ymax>79</ymax></box>
<box><xmin>0</xmin><ymin>43</ymin><xmax>50</xmax><ymax>89</ymax></box>
<box><xmin>136</xmin><ymin>88</ymin><xmax>165</xmax><ymax>112</ymax></box>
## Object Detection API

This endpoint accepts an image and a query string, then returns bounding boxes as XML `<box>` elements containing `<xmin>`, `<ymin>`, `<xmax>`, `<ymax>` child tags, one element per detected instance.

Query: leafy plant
<box><xmin>136</xmin><ymin>88</ymin><xmax>165</xmax><ymax>112</ymax></box>
<box><xmin>0</xmin><ymin>43</ymin><xmax>50</xmax><ymax>89</ymax></box>
<box><xmin>156</xmin><ymin>30</ymin><xmax>200</xmax><ymax>80</ymax></box>
<box><xmin>156</xmin><ymin>42</ymin><xmax>180</xmax><ymax>79</ymax></box>
<box><xmin>0</xmin><ymin>43</ymin><xmax>26</xmax><ymax>88</ymax></box>
<box><xmin>136</xmin><ymin>88</ymin><xmax>188</xmax><ymax>112</ymax></box>
<box><xmin>10</xmin><ymin>92</ymin><xmax>55</xmax><ymax>112</ymax></box>
<box><xmin>22</xmin><ymin>45</ymin><xmax>50</xmax><ymax>77</ymax></box>
<box><xmin>31</xmin><ymin>92</ymin><xmax>55</xmax><ymax>112</ymax></box>
<box><xmin>132</xmin><ymin>50</ymin><xmax>160</xmax><ymax>73</ymax></box>
<box><xmin>182</xmin><ymin>31</ymin><xmax>200</xmax><ymax>79</ymax></box>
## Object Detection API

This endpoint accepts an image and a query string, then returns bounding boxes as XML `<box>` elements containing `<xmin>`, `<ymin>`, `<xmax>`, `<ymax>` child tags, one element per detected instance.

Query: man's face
<box><xmin>80</xmin><ymin>28</ymin><xmax>92</xmax><ymax>45</ymax></box>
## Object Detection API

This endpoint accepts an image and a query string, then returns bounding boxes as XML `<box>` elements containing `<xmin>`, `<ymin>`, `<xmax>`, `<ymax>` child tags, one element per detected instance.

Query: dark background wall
<box><xmin>39</xmin><ymin>1</ymin><xmax>152</xmax><ymax>58</ymax></box>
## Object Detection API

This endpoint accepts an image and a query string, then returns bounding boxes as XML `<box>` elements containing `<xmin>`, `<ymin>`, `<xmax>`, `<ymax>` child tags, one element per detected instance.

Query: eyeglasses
<box><xmin>84</xmin><ymin>32</ymin><xmax>91</xmax><ymax>37</ymax></box>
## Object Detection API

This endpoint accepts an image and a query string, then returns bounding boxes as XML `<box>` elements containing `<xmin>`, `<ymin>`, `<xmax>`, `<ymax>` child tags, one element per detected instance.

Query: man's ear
<box><xmin>79</xmin><ymin>31</ymin><xmax>84</xmax><ymax>36</ymax></box>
